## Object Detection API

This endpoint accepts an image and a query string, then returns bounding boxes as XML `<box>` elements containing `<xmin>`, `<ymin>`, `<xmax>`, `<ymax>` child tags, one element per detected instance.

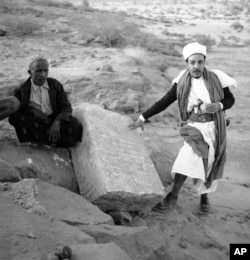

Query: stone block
<box><xmin>72</xmin><ymin>103</ymin><xmax>165</xmax><ymax>212</ymax></box>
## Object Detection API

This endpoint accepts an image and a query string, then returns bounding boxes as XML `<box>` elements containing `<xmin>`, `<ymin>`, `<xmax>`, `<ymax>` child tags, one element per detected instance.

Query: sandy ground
<box><xmin>0</xmin><ymin>0</ymin><xmax>250</xmax><ymax>259</ymax></box>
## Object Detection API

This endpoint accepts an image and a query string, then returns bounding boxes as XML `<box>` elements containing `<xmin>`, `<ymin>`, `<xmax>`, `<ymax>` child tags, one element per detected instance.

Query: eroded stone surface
<box><xmin>0</xmin><ymin>158</ymin><xmax>21</xmax><ymax>182</ymax></box>
<box><xmin>10</xmin><ymin>179</ymin><xmax>113</xmax><ymax>225</ymax></box>
<box><xmin>72</xmin><ymin>103</ymin><xmax>165</xmax><ymax>212</ymax></box>
<box><xmin>79</xmin><ymin>224</ymin><xmax>171</xmax><ymax>260</ymax></box>
<box><xmin>0</xmin><ymin>194</ymin><xmax>95</xmax><ymax>260</ymax></box>
<box><xmin>0</xmin><ymin>139</ymin><xmax>78</xmax><ymax>192</ymax></box>
<box><xmin>70</xmin><ymin>243</ymin><xmax>132</xmax><ymax>260</ymax></box>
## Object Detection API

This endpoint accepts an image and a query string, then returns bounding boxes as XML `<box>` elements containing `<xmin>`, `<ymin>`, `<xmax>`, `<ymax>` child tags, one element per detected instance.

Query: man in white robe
<box><xmin>129</xmin><ymin>42</ymin><xmax>236</xmax><ymax>213</ymax></box>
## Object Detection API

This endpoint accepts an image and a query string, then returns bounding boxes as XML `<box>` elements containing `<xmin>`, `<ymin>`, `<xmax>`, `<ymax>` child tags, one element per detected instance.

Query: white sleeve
<box><xmin>172</xmin><ymin>70</ymin><xmax>186</xmax><ymax>84</ymax></box>
<box><xmin>211</xmin><ymin>69</ymin><xmax>237</xmax><ymax>88</ymax></box>
<box><xmin>139</xmin><ymin>114</ymin><xmax>145</xmax><ymax>122</ymax></box>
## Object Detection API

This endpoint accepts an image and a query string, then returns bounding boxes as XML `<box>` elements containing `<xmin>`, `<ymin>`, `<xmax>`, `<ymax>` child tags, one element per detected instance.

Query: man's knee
<box><xmin>0</xmin><ymin>96</ymin><xmax>20</xmax><ymax>120</ymax></box>
<box><xmin>9</xmin><ymin>96</ymin><xmax>20</xmax><ymax>112</ymax></box>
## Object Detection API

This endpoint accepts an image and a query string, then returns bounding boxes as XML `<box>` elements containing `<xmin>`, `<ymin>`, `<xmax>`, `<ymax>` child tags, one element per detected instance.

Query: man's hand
<box><xmin>204</xmin><ymin>103</ymin><xmax>221</xmax><ymax>114</ymax></box>
<box><xmin>128</xmin><ymin>118</ymin><xmax>145</xmax><ymax>131</ymax></box>
<box><xmin>48</xmin><ymin>120</ymin><xmax>60</xmax><ymax>143</ymax></box>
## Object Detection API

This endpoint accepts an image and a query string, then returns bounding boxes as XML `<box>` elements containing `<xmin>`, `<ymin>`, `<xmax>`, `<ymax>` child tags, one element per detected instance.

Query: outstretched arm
<box><xmin>142</xmin><ymin>83</ymin><xmax>177</xmax><ymax>120</ymax></box>
<box><xmin>128</xmin><ymin>83</ymin><xmax>177</xmax><ymax>130</ymax></box>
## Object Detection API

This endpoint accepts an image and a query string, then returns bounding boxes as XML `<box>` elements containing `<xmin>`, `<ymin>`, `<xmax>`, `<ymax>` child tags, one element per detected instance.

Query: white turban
<box><xmin>29</xmin><ymin>54</ymin><xmax>48</xmax><ymax>68</ymax></box>
<box><xmin>183</xmin><ymin>42</ymin><xmax>207</xmax><ymax>60</ymax></box>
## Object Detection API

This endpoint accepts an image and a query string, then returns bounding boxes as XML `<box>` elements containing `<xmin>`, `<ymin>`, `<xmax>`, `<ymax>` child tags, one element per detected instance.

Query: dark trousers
<box><xmin>9</xmin><ymin>108</ymin><xmax>82</xmax><ymax>148</ymax></box>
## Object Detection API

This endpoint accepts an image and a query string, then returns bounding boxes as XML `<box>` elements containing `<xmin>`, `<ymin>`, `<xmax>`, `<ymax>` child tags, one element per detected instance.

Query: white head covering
<box><xmin>183</xmin><ymin>42</ymin><xmax>207</xmax><ymax>61</ymax></box>
<box><xmin>29</xmin><ymin>54</ymin><xmax>48</xmax><ymax>69</ymax></box>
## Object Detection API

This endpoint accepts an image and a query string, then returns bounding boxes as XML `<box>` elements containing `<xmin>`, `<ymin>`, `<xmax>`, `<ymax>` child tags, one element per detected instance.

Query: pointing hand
<box><xmin>128</xmin><ymin>118</ymin><xmax>144</xmax><ymax>131</ymax></box>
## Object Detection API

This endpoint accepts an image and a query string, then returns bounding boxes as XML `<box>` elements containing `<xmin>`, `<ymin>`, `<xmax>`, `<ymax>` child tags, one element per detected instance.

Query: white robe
<box><xmin>171</xmin><ymin>69</ymin><xmax>236</xmax><ymax>194</ymax></box>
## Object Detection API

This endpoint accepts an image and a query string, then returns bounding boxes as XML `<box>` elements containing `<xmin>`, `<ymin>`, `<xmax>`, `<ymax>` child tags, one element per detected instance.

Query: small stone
<box><xmin>27</xmin><ymin>232</ymin><xmax>37</xmax><ymax>239</ymax></box>
<box><xmin>0</xmin><ymin>29</ymin><xmax>7</xmax><ymax>37</ymax></box>
<box><xmin>236</xmin><ymin>217</ymin><xmax>245</xmax><ymax>224</ymax></box>
<box><xmin>107</xmin><ymin>210</ymin><xmax>132</xmax><ymax>225</ymax></box>
<box><xmin>101</xmin><ymin>64</ymin><xmax>114</xmax><ymax>72</ymax></box>
<box><xmin>93</xmin><ymin>36</ymin><xmax>103</xmax><ymax>43</ymax></box>
<box><xmin>129</xmin><ymin>216</ymin><xmax>148</xmax><ymax>227</ymax></box>
<box><xmin>179</xmin><ymin>237</ymin><xmax>188</xmax><ymax>249</ymax></box>
<box><xmin>78</xmin><ymin>40</ymin><xmax>88</xmax><ymax>46</ymax></box>
<box><xmin>0</xmin><ymin>183</ymin><xmax>10</xmax><ymax>192</ymax></box>
<box><xmin>55</xmin><ymin>246</ymin><xmax>72</xmax><ymax>260</ymax></box>
<box><xmin>242</xmin><ymin>183</ymin><xmax>250</xmax><ymax>188</ymax></box>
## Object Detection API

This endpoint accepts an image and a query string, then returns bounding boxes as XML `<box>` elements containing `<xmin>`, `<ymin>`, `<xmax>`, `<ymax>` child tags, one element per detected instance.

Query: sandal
<box><xmin>152</xmin><ymin>192</ymin><xmax>178</xmax><ymax>211</ymax></box>
<box><xmin>200</xmin><ymin>194</ymin><xmax>211</xmax><ymax>212</ymax></box>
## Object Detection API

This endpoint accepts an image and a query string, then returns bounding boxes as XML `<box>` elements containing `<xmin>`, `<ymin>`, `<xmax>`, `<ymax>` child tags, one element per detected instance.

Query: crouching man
<box><xmin>9</xmin><ymin>55</ymin><xmax>82</xmax><ymax>148</ymax></box>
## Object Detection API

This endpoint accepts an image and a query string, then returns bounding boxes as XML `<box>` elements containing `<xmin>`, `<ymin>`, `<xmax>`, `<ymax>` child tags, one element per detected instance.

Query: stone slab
<box><xmin>11</xmin><ymin>179</ymin><xmax>113</xmax><ymax>225</ymax></box>
<box><xmin>0</xmin><ymin>194</ymin><xmax>95</xmax><ymax>260</ymax></box>
<box><xmin>72</xmin><ymin>103</ymin><xmax>165</xmax><ymax>212</ymax></box>
<box><xmin>0</xmin><ymin>138</ymin><xmax>78</xmax><ymax>192</ymax></box>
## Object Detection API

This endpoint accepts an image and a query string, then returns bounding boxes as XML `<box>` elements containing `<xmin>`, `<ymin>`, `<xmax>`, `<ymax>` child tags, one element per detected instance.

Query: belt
<box><xmin>189</xmin><ymin>113</ymin><xmax>214</xmax><ymax>123</ymax></box>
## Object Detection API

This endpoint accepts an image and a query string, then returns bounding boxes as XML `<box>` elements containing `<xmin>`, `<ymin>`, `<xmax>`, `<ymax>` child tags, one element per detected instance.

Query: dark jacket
<box><xmin>14</xmin><ymin>77</ymin><xmax>72</xmax><ymax>121</ymax></box>
<box><xmin>142</xmin><ymin>83</ymin><xmax>235</xmax><ymax>120</ymax></box>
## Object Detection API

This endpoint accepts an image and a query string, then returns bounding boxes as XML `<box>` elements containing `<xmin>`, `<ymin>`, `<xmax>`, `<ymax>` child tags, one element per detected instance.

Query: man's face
<box><xmin>186</xmin><ymin>54</ymin><xmax>205</xmax><ymax>78</ymax></box>
<box><xmin>28</xmin><ymin>60</ymin><xmax>49</xmax><ymax>86</ymax></box>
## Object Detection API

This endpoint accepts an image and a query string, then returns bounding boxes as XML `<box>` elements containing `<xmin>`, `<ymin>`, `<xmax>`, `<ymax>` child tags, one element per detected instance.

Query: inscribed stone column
<box><xmin>72</xmin><ymin>103</ymin><xmax>165</xmax><ymax>212</ymax></box>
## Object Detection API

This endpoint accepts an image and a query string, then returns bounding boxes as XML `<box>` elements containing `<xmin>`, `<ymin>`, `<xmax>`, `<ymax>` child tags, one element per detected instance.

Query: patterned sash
<box><xmin>177</xmin><ymin>68</ymin><xmax>227</xmax><ymax>188</ymax></box>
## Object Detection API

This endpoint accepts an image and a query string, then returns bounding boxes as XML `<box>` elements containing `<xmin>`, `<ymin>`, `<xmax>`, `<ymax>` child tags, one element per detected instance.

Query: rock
<box><xmin>129</xmin><ymin>216</ymin><xmax>148</xmax><ymax>227</ymax></box>
<box><xmin>0</xmin><ymin>29</ymin><xmax>7</xmax><ymax>37</ymax></box>
<box><xmin>70</xmin><ymin>243</ymin><xmax>132</xmax><ymax>260</ymax></box>
<box><xmin>0</xmin><ymin>158</ymin><xmax>21</xmax><ymax>182</ymax></box>
<box><xmin>78</xmin><ymin>39</ymin><xmax>88</xmax><ymax>46</ymax></box>
<box><xmin>101</xmin><ymin>64</ymin><xmax>114</xmax><ymax>72</ymax></box>
<box><xmin>79</xmin><ymin>224</ymin><xmax>171</xmax><ymax>260</ymax></box>
<box><xmin>107</xmin><ymin>210</ymin><xmax>132</xmax><ymax>225</ymax></box>
<box><xmin>72</xmin><ymin>103</ymin><xmax>165</xmax><ymax>213</ymax></box>
<box><xmin>89</xmin><ymin>72</ymin><xmax>150</xmax><ymax>113</ymax></box>
<box><xmin>0</xmin><ymin>195</ymin><xmax>95</xmax><ymax>260</ymax></box>
<box><xmin>81</xmin><ymin>0</ymin><xmax>90</xmax><ymax>8</ymax></box>
<box><xmin>15</xmin><ymin>158</ymin><xmax>42</xmax><ymax>179</ymax></box>
<box><xmin>10</xmin><ymin>179</ymin><xmax>113</xmax><ymax>225</ymax></box>
<box><xmin>178</xmin><ymin>238</ymin><xmax>188</xmax><ymax>249</ymax></box>
<box><xmin>103</xmin><ymin>88</ymin><xmax>140</xmax><ymax>113</ymax></box>
<box><xmin>0</xmin><ymin>141</ymin><xmax>78</xmax><ymax>192</ymax></box>
<box><xmin>0</xmin><ymin>182</ymin><xmax>11</xmax><ymax>191</ymax></box>
<box><xmin>55</xmin><ymin>245</ymin><xmax>72</xmax><ymax>260</ymax></box>
<box><xmin>93</xmin><ymin>36</ymin><xmax>104</xmax><ymax>44</ymax></box>
<box><xmin>27</xmin><ymin>232</ymin><xmax>37</xmax><ymax>239</ymax></box>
